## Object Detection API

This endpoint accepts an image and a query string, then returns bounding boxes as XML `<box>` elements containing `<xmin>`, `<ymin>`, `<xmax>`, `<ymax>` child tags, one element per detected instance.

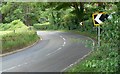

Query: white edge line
<box><xmin>2</xmin><ymin>62</ymin><xmax>28</xmax><ymax>72</ymax></box>
<box><xmin>61</xmin><ymin>51</ymin><xmax>92</xmax><ymax>72</ymax></box>
<box><xmin>46</xmin><ymin>47</ymin><xmax>62</xmax><ymax>56</ymax></box>
<box><xmin>3</xmin><ymin>66</ymin><xmax>16</xmax><ymax>72</ymax></box>
<box><xmin>61</xmin><ymin>37</ymin><xmax>95</xmax><ymax>72</ymax></box>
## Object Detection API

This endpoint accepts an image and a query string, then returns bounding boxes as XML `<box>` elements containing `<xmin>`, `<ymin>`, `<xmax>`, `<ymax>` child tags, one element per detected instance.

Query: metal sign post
<box><xmin>98</xmin><ymin>26</ymin><xmax>100</xmax><ymax>47</ymax></box>
<box><xmin>92</xmin><ymin>12</ymin><xmax>109</xmax><ymax>47</ymax></box>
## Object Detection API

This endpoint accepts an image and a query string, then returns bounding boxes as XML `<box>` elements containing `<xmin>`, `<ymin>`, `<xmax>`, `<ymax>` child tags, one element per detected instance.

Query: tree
<box><xmin>45</xmin><ymin>2</ymin><xmax>85</xmax><ymax>22</ymax></box>
<box><xmin>1</xmin><ymin>2</ymin><xmax>44</xmax><ymax>25</ymax></box>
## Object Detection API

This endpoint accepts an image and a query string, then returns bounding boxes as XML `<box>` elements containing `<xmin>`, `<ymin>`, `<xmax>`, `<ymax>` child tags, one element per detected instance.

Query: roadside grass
<box><xmin>0</xmin><ymin>20</ymin><xmax>40</xmax><ymax>54</ymax></box>
<box><xmin>1</xmin><ymin>31</ymin><xmax>39</xmax><ymax>54</ymax></box>
<box><xmin>64</xmin><ymin>30</ymin><xmax>118</xmax><ymax>73</ymax></box>
<box><xmin>65</xmin><ymin>46</ymin><xmax>118</xmax><ymax>73</ymax></box>
<box><xmin>0</xmin><ymin>31</ymin><xmax>12</xmax><ymax>36</ymax></box>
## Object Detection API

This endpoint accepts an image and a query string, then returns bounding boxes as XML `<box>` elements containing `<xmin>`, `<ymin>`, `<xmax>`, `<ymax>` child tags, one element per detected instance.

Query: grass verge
<box><xmin>64</xmin><ymin>30</ymin><xmax>118</xmax><ymax>73</ymax></box>
<box><xmin>1</xmin><ymin>31</ymin><xmax>39</xmax><ymax>54</ymax></box>
<box><xmin>0</xmin><ymin>20</ymin><xmax>40</xmax><ymax>54</ymax></box>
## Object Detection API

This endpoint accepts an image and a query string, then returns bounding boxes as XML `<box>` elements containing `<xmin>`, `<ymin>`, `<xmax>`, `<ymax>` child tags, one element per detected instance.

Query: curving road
<box><xmin>1</xmin><ymin>31</ymin><xmax>94</xmax><ymax>72</ymax></box>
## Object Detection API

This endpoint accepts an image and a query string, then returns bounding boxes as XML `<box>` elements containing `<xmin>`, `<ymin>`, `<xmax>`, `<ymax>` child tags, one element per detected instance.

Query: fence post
<box><xmin>14</xmin><ymin>30</ymin><xmax>15</xmax><ymax>33</ymax></box>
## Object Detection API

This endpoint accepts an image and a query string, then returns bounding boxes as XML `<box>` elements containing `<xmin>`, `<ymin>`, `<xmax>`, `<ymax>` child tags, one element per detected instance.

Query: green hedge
<box><xmin>33</xmin><ymin>22</ymin><xmax>50</xmax><ymax>30</ymax></box>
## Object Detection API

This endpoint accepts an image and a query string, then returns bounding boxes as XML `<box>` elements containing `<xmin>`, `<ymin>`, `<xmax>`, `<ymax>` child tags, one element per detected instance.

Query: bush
<box><xmin>62</xmin><ymin>14</ymin><xmax>79</xmax><ymax>30</ymax></box>
<box><xmin>33</xmin><ymin>22</ymin><xmax>50</xmax><ymax>30</ymax></box>
<box><xmin>83</xmin><ymin>19</ymin><xmax>95</xmax><ymax>33</ymax></box>
<box><xmin>0</xmin><ymin>19</ymin><xmax>28</xmax><ymax>31</ymax></box>
<box><xmin>66</xmin><ymin>15</ymin><xmax>119</xmax><ymax>73</ymax></box>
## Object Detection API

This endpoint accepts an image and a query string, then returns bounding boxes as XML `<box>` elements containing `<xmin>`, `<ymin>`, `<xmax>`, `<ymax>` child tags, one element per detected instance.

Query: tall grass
<box><xmin>2</xmin><ymin>31</ymin><xmax>39</xmax><ymax>53</ymax></box>
<box><xmin>0</xmin><ymin>20</ymin><xmax>40</xmax><ymax>53</ymax></box>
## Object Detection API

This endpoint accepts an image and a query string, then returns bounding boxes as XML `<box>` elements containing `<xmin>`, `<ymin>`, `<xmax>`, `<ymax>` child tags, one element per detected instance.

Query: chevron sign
<box><xmin>92</xmin><ymin>12</ymin><xmax>109</xmax><ymax>26</ymax></box>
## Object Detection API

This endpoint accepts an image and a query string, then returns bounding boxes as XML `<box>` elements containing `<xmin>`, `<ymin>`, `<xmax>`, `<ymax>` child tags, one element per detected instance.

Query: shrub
<box><xmin>62</xmin><ymin>14</ymin><xmax>79</xmax><ymax>30</ymax></box>
<box><xmin>33</xmin><ymin>22</ymin><xmax>50</xmax><ymax>30</ymax></box>
<box><xmin>0</xmin><ymin>19</ymin><xmax>28</xmax><ymax>31</ymax></box>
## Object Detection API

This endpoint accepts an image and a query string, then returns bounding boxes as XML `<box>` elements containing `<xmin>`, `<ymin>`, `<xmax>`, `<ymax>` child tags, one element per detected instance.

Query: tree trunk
<box><xmin>79</xmin><ymin>2</ymin><xmax>84</xmax><ymax>21</ymax></box>
<box><xmin>98</xmin><ymin>2</ymin><xmax>105</xmax><ymax>9</ymax></box>
<box><xmin>72</xmin><ymin>3</ymin><xmax>81</xmax><ymax>22</ymax></box>
<box><xmin>51</xmin><ymin>11</ymin><xmax>55</xmax><ymax>25</ymax></box>
<box><xmin>72</xmin><ymin>2</ymin><xmax>84</xmax><ymax>22</ymax></box>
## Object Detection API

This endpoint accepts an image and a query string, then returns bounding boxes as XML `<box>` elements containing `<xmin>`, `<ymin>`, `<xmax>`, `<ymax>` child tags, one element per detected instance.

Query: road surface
<box><xmin>1</xmin><ymin>31</ymin><xmax>94</xmax><ymax>72</ymax></box>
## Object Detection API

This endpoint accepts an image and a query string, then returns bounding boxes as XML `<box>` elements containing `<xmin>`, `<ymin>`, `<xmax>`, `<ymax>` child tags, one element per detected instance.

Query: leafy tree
<box><xmin>1</xmin><ymin>2</ymin><xmax>45</xmax><ymax>25</ymax></box>
<box><xmin>45</xmin><ymin>2</ymin><xmax>85</xmax><ymax>22</ymax></box>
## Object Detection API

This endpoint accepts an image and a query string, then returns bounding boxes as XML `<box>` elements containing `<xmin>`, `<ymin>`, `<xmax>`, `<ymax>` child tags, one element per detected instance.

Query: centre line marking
<box><xmin>64</xmin><ymin>42</ymin><xmax>66</xmax><ymax>45</ymax></box>
<box><xmin>63</xmin><ymin>38</ymin><xmax>66</xmax><ymax>41</ymax></box>
<box><xmin>57</xmin><ymin>47</ymin><xmax>62</xmax><ymax>50</ymax></box>
<box><xmin>46</xmin><ymin>35</ymin><xmax>66</xmax><ymax>56</ymax></box>
<box><xmin>46</xmin><ymin>47</ymin><xmax>62</xmax><ymax>56</ymax></box>
<box><xmin>60</xmin><ymin>36</ymin><xmax>63</xmax><ymax>38</ymax></box>
<box><xmin>17</xmin><ymin>65</ymin><xmax>22</xmax><ymax>67</ymax></box>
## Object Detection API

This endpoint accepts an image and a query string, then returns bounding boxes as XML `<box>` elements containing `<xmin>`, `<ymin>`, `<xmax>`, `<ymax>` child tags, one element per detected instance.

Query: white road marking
<box><xmin>46</xmin><ymin>35</ymin><xmax>66</xmax><ymax>56</ymax></box>
<box><xmin>61</xmin><ymin>35</ymin><xmax>66</xmax><ymax>47</ymax></box>
<box><xmin>17</xmin><ymin>64</ymin><xmax>21</xmax><ymax>67</ymax></box>
<box><xmin>63</xmin><ymin>38</ymin><xmax>66</xmax><ymax>41</ymax></box>
<box><xmin>57</xmin><ymin>47</ymin><xmax>62</xmax><ymax>50</ymax></box>
<box><xmin>61</xmin><ymin>51</ymin><xmax>92</xmax><ymax>72</ymax></box>
<box><xmin>63</xmin><ymin>42</ymin><xmax>66</xmax><ymax>45</ymax></box>
<box><xmin>46</xmin><ymin>47</ymin><xmax>62</xmax><ymax>56</ymax></box>
<box><xmin>62</xmin><ymin>42</ymin><xmax>66</xmax><ymax>47</ymax></box>
<box><xmin>41</xmin><ymin>38</ymin><xmax>42</xmax><ymax>40</ymax></box>
<box><xmin>87</xmin><ymin>37</ymin><xmax>95</xmax><ymax>49</ymax></box>
<box><xmin>3</xmin><ymin>66</ymin><xmax>16</xmax><ymax>72</ymax></box>
<box><xmin>61</xmin><ymin>37</ymin><xmax>95</xmax><ymax>72</ymax></box>
<box><xmin>2</xmin><ymin>62</ymin><xmax>28</xmax><ymax>72</ymax></box>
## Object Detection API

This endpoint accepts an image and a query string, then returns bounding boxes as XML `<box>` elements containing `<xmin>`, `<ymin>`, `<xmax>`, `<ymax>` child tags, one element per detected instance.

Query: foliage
<box><xmin>62</xmin><ymin>14</ymin><xmax>79</xmax><ymax>30</ymax></box>
<box><xmin>2</xmin><ymin>31</ymin><xmax>39</xmax><ymax>53</ymax></box>
<box><xmin>0</xmin><ymin>20</ymin><xmax>39</xmax><ymax>53</ymax></box>
<box><xmin>33</xmin><ymin>22</ymin><xmax>50</xmax><ymax>30</ymax></box>
<box><xmin>0</xmin><ymin>19</ymin><xmax>28</xmax><ymax>31</ymax></box>
<box><xmin>66</xmin><ymin>14</ymin><xmax>119</xmax><ymax>72</ymax></box>
<box><xmin>1</xmin><ymin>2</ymin><xmax>119</xmax><ymax>72</ymax></box>
<box><xmin>1</xmin><ymin>2</ymin><xmax>45</xmax><ymax>25</ymax></box>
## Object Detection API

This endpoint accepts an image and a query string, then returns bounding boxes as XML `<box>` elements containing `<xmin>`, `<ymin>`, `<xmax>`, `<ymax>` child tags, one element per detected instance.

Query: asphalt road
<box><xmin>1</xmin><ymin>31</ymin><xmax>94</xmax><ymax>72</ymax></box>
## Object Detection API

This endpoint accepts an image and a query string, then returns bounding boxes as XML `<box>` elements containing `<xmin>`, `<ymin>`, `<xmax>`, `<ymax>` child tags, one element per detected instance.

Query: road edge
<box><xmin>61</xmin><ymin>36</ymin><xmax>95</xmax><ymax>72</ymax></box>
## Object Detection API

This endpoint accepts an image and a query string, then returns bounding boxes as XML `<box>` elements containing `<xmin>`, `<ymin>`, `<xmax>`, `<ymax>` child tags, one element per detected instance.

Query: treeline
<box><xmin>0</xmin><ymin>2</ymin><xmax>119</xmax><ymax>31</ymax></box>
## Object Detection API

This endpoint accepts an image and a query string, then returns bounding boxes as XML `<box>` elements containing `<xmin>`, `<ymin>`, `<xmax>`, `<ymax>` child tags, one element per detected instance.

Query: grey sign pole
<box><xmin>98</xmin><ymin>26</ymin><xmax>100</xmax><ymax>47</ymax></box>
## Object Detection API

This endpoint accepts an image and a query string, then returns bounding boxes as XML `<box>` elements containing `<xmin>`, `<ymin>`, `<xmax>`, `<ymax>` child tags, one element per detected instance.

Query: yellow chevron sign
<box><xmin>92</xmin><ymin>12</ymin><xmax>107</xmax><ymax>26</ymax></box>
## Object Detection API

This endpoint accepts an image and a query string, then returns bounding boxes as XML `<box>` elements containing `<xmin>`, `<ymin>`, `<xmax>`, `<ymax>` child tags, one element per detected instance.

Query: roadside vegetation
<box><xmin>0</xmin><ymin>20</ymin><xmax>39</xmax><ymax>54</ymax></box>
<box><xmin>66</xmin><ymin>14</ymin><xmax>120</xmax><ymax>73</ymax></box>
<box><xmin>0</xmin><ymin>2</ymin><xmax>119</xmax><ymax>72</ymax></box>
